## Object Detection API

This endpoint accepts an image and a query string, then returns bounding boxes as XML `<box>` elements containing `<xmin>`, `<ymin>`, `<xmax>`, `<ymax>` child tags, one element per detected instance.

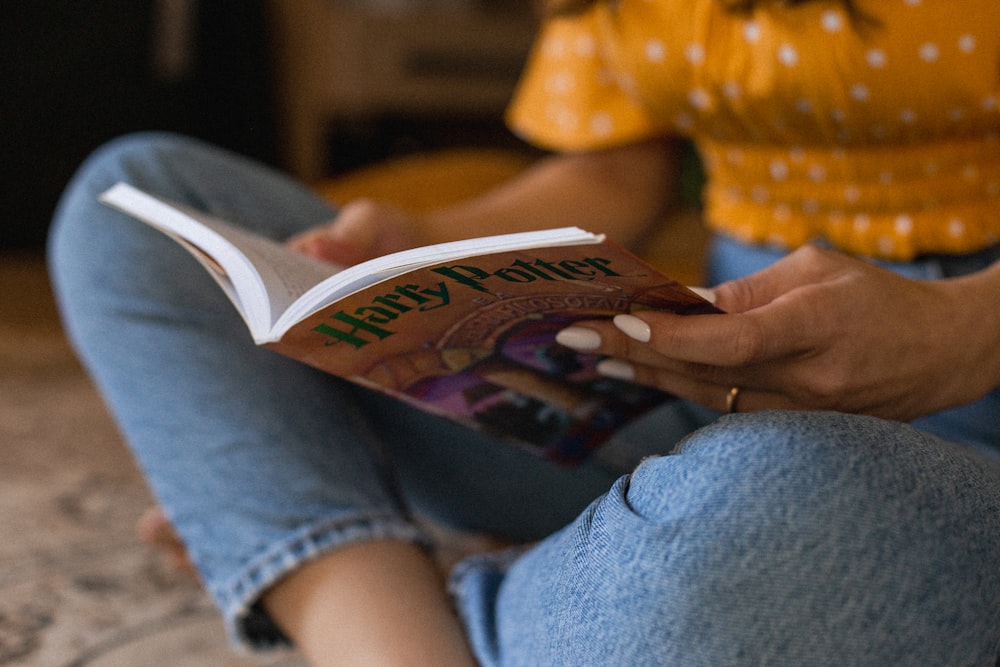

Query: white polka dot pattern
<box><xmin>507</xmin><ymin>0</ymin><xmax>1000</xmax><ymax>260</ymax></box>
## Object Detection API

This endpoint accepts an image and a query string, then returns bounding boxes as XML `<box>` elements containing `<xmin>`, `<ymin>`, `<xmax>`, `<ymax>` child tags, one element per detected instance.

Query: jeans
<box><xmin>49</xmin><ymin>133</ymin><xmax>1000</xmax><ymax>665</ymax></box>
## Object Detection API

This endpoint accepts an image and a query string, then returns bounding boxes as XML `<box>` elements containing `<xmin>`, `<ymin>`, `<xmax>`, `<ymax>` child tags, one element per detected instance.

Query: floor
<box><xmin>0</xmin><ymin>251</ymin><xmax>304</xmax><ymax>666</ymax></box>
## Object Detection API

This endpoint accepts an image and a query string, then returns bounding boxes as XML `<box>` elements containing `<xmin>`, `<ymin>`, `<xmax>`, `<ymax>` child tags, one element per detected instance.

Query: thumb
<box><xmin>288</xmin><ymin>200</ymin><xmax>382</xmax><ymax>266</ymax></box>
<box><xmin>711</xmin><ymin>244</ymin><xmax>830</xmax><ymax>314</ymax></box>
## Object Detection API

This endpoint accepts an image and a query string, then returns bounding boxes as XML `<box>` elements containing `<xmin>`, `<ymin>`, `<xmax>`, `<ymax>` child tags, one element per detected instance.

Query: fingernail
<box><xmin>613</xmin><ymin>314</ymin><xmax>651</xmax><ymax>342</ymax></box>
<box><xmin>596</xmin><ymin>358</ymin><xmax>636</xmax><ymax>381</ymax></box>
<box><xmin>555</xmin><ymin>326</ymin><xmax>602</xmax><ymax>351</ymax></box>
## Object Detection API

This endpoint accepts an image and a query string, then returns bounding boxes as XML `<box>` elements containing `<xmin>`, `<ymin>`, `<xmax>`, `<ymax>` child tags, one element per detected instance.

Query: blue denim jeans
<box><xmin>49</xmin><ymin>133</ymin><xmax>1000</xmax><ymax>665</ymax></box>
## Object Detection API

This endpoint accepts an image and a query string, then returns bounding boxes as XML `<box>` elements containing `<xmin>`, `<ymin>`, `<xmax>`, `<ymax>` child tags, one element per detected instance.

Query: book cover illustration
<box><xmin>271</xmin><ymin>243</ymin><xmax>719</xmax><ymax>463</ymax></box>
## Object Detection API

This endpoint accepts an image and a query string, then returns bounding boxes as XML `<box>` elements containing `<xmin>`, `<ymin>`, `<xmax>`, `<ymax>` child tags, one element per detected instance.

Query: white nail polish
<box><xmin>613</xmin><ymin>314</ymin><xmax>651</xmax><ymax>342</ymax></box>
<box><xmin>555</xmin><ymin>326</ymin><xmax>602</xmax><ymax>350</ymax></box>
<box><xmin>596</xmin><ymin>358</ymin><xmax>636</xmax><ymax>381</ymax></box>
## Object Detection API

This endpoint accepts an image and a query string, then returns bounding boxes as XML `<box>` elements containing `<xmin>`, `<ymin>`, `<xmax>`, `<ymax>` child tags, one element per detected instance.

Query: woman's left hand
<box><xmin>557</xmin><ymin>245</ymin><xmax>998</xmax><ymax>420</ymax></box>
<box><xmin>287</xmin><ymin>199</ymin><xmax>426</xmax><ymax>266</ymax></box>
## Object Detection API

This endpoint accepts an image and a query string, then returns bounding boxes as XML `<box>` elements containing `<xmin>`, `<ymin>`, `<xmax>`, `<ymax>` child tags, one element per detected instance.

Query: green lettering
<box><xmin>393</xmin><ymin>284</ymin><xmax>433</xmax><ymax>304</ymax></box>
<box><xmin>431</xmin><ymin>265</ymin><xmax>492</xmax><ymax>292</ymax></box>
<box><xmin>517</xmin><ymin>258</ymin><xmax>578</xmax><ymax>280</ymax></box>
<box><xmin>494</xmin><ymin>267</ymin><xmax>536</xmax><ymax>283</ymax></box>
<box><xmin>354</xmin><ymin>305</ymin><xmax>400</xmax><ymax>324</ymax></box>
<box><xmin>581</xmin><ymin>256</ymin><xmax>622</xmax><ymax>276</ymax></box>
<box><xmin>372</xmin><ymin>294</ymin><xmax>413</xmax><ymax>313</ymax></box>
<box><xmin>559</xmin><ymin>259</ymin><xmax>598</xmax><ymax>277</ymax></box>
<box><xmin>417</xmin><ymin>282</ymin><xmax>451</xmax><ymax>310</ymax></box>
<box><xmin>313</xmin><ymin>311</ymin><xmax>394</xmax><ymax>349</ymax></box>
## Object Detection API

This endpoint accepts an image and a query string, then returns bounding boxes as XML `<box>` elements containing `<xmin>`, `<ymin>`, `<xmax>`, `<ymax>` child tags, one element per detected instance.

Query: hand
<box><xmin>557</xmin><ymin>245</ymin><xmax>997</xmax><ymax>421</ymax></box>
<box><xmin>287</xmin><ymin>199</ymin><xmax>427</xmax><ymax>266</ymax></box>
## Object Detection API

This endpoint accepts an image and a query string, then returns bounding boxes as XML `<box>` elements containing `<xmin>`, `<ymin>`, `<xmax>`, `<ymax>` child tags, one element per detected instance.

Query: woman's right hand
<box><xmin>287</xmin><ymin>198</ymin><xmax>427</xmax><ymax>267</ymax></box>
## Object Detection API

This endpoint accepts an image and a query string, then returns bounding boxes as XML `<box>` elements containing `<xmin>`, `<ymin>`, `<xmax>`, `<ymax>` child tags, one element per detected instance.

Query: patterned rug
<box><xmin>0</xmin><ymin>254</ymin><xmax>303</xmax><ymax>666</ymax></box>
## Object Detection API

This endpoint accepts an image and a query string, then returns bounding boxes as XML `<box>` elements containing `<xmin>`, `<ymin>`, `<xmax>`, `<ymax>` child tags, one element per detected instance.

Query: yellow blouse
<box><xmin>507</xmin><ymin>0</ymin><xmax>1000</xmax><ymax>260</ymax></box>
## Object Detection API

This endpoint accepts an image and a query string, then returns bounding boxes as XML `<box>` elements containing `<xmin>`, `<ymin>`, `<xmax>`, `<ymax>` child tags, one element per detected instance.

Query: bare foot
<box><xmin>137</xmin><ymin>506</ymin><xmax>198</xmax><ymax>576</ymax></box>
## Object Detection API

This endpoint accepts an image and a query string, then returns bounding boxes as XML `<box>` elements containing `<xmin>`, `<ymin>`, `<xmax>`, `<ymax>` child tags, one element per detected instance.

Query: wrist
<box><xmin>940</xmin><ymin>260</ymin><xmax>1000</xmax><ymax>402</ymax></box>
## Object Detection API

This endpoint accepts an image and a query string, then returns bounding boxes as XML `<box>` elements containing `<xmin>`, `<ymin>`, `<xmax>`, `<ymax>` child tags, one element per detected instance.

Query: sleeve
<box><xmin>505</xmin><ymin>9</ymin><xmax>667</xmax><ymax>153</ymax></box>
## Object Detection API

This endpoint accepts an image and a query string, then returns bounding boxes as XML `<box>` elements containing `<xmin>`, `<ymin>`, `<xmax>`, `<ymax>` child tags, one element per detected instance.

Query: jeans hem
<box><xmin>447</xmin><ymin>545</ymin><xmax>536</xmax><ymax>667</ymax></box>
<box><xmin>213</xmin><ymin>513</ymin><xmax>431</xmax><ymax>650</ymax></box>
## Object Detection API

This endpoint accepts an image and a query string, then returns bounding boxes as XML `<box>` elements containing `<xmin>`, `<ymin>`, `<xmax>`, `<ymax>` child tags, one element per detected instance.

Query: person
<box><xmin>48</xmin><ymin>0</ymin><xmax>1000</xmax><ymax>664</ymax></box>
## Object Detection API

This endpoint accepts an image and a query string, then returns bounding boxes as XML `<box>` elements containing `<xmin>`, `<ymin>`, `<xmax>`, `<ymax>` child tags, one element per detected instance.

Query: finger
<box><xmin>556</xmin><ymin>322</ymin><xmax>800</xmax><ymax>405</ymax></box>
<box><xmin>288</xmin><ymin>202</ymin><xmax>383</xmax><ymax>265</ymax></box>
<box><xmin>711</xmin><ymin>244</ymin><xmax>851</xmax><ymax>314</ymax></box>
<box><xmin>601</xmin><ymin>304</ymin><xmax>808</xmax><ymax>368</ymax></box>
<box><xmin>556</xmin><ymin>319</ymin><xmax>696</xmax><ymax>370</ymax></box>
<box><xmin>288</xmin><ymin>235</ymin><xmax>353</xmax><ymax>265</ymax></box>
<box><xmin>595</xmin><ymin>358</ymin><xmax>800</xmax><ymax>413</ymax></box>
<box><xmin>556</xmin><ymin>316</ymin><xmax>784</xmax><ymax>379</ymax></box>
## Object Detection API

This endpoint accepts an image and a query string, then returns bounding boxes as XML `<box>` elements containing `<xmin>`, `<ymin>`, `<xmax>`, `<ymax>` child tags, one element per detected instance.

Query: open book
<box><xmin>100</xmin><ymin>183</ymin><xmax>719</xmax><ymax>463</ymax></box>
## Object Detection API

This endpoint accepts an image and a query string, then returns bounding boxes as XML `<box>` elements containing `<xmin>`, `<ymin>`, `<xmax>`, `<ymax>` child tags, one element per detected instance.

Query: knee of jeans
<box><xmin>623</xmin><ymin>410</ymin><xmax>1000</xmax><ymax>590</ymax></box>
<box><xmin>51</xmin><ymin>133</ymin><xmax>188</xmax><ymax>251</ymax></box>
<box><xmin>493</xmin><ymin>413</ymin><xmax>1000</xmax><ymax>664</ymax></box>
<box><xmin>50</xmin><ymin>133</ymin><xmax>195</xmax><ymax>265</ymax></box>
<box><xmin>80</xmin><ymin>131</ymin><xmax>205</xmax><ymax>184</ymax></box>
<box><xmin>625</xmin><ymin>410</ymin><xmax>961</xmax><ymax>535</ymax></box>
<box><xmin>605</xmin><ymin>412</ymin><xmax>1000</xmax><ymax>662</ymax></box>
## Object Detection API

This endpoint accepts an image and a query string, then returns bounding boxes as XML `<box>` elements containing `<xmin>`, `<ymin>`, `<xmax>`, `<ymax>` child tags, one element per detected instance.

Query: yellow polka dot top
<box><xmin>507</xmin><ymin>0</ymin><xmax>1000</xmax><ymax>260</ymax></box>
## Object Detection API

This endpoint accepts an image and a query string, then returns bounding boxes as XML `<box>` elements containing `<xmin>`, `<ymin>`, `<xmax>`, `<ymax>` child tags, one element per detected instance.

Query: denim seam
<box><xmin>213</xmin><ymin>512</ymin><xmax>431</xmax><ymax>649</ymax></box>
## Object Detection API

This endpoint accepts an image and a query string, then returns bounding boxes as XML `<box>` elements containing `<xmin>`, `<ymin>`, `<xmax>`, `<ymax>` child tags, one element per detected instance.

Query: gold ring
<box><xmin>726</xmin><ymin>386</ymin><xmax>741</xmax><ymax>414</ymax></box>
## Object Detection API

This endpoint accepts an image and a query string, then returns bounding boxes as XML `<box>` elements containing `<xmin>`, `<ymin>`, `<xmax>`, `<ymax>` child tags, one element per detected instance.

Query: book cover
<box><xmin>270</xmin><ymin>242</ymin><xmax>718</xmax><ymax>462</ymax></box>
<box><xmin>99</xmin><ymin>182</ymin><xmax>719</xmax><ymax>463</ymax></box>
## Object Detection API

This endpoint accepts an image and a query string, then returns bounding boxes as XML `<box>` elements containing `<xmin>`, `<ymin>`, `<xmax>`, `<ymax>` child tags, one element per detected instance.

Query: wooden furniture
<box><xmin>266</xmin><ymin>2</ymin><xmax>708</xmax><ymax>283</ymax></box>
<box><xmin>266</xmin><ymin>0</ymin><xmax>537</xmax><ymax>181</ymax></box>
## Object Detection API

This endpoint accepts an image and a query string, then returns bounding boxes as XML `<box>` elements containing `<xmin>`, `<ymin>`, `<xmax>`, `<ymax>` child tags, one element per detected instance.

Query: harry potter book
<box><xmin>99</xmin><ymin>182</ymin><xmax>718</xmax><ymax>463</ymax></box>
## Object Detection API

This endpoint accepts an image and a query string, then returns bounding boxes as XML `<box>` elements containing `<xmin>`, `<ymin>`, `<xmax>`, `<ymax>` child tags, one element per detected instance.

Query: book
<box><xmin>99</xmin><ymin>182</ymin><xmax>719</xmax><ymax>463</ymax></box>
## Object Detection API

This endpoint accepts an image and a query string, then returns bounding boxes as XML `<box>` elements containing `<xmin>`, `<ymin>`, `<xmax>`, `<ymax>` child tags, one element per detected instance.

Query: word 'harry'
<box><xmin>313</xmin><ymin>254</ymin><xmax>626</xmax><ymax>349</ymax></box>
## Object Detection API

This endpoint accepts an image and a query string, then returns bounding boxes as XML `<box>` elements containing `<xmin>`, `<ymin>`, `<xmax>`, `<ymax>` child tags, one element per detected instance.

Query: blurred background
<box><xmin>2</xmin><ymin>0</ymin><xmax>538</xmax><ymax>249</ymax></box>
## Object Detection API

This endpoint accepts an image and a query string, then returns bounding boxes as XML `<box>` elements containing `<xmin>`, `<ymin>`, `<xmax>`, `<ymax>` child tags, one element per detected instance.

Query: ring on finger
<box><xmin>725</xmin><ymin>386</ymin><xmax>742</xmax><ymax>414</ymax></box>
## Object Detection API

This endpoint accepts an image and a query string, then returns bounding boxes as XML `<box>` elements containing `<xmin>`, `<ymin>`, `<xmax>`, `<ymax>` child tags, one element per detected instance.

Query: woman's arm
<box><xmin>422</xmin><ymin>137</ymin><xmax>683</xmax><ymax>244</ymax></box>
<box><xmin>558</xmin><ymin>245</ymin><xmax>1000</xmax><ymax>420</ymax></box>
<box><xmin>289</xmin><ymin>138</ymin><xmax>683</xmax><ymax>264</ymax></box>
